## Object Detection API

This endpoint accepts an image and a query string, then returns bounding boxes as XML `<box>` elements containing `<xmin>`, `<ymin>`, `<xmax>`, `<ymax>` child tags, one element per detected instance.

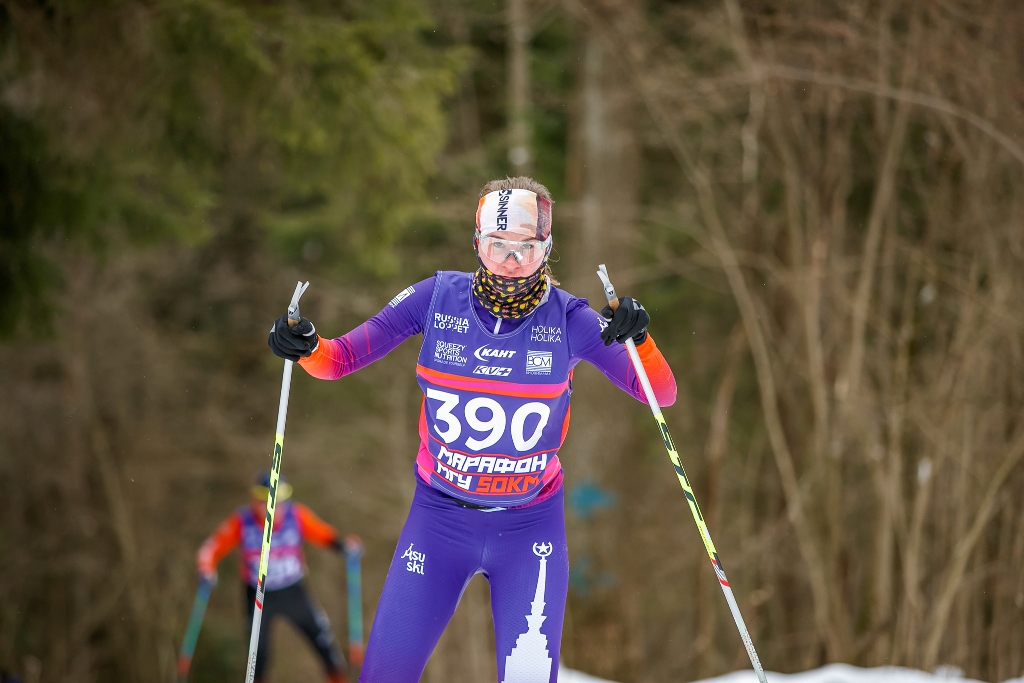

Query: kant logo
<box><xmin>526</xmin><ymin>351</ymin><xmax>552</xmax><ymax>375</ymax></box>
<box><xmin>474</xmin><ymin>345</ymin><xmax>517</xmax><ymax>362</ymax></box>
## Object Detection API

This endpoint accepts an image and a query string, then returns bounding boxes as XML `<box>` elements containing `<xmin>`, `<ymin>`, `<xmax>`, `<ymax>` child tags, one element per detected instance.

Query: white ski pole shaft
<box><xmin>596</xmin><ymin>265</ymin><xmax>768</xmax><ymax>683</ymax></box>
<box><xmin>244</xmin><ymin>281</ymin><xmax>309</xmax><ymax>683</ymax></box>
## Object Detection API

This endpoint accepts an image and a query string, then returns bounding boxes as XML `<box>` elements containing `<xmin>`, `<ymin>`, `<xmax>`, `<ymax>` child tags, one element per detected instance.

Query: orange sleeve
<box><xmin>297</xmin><ymin>336</ymin><xmax>337</xmax><ymax>379</ymax></box>
<box><xmin>635</xmin><ymin>334</ymin><xmax>678</xmax><ymax>406</ymax></box>
<box><xmin>196</xmin><ymin>513</ymin><xmax>242</xmax><ymax>575</ymax></box>
<box><xmin>294</xmin><ymin>502</ymin><xmax>340</xmax><ymax>548</ymax></box>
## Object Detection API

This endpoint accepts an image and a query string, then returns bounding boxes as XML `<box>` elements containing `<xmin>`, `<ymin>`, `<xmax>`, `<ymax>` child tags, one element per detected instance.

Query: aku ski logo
<box><xmin>402</xmin><ymin>543</ymin><xmax>425</xmax><ymax>575</ymax></box>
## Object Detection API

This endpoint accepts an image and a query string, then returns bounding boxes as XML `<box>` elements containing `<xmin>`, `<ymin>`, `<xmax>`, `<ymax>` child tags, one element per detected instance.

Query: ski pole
<box><xmin>244</xmin><ymin>281</ymin><xmax>309</xmax><ymax>683</ymax></box>
<box><xmin>177</xmin><ymin>577</ymin><xmax>214</xmax><ymax>682</ymax></box>
<box><xmin>596</xmin><ymin>265</ymin><xmax>768</xmax><ymax>683</ymax></box>
<box><xmin>344</xmin><ymin>535</ymin><xmax>365</xmax><ymax>670</ymax></box>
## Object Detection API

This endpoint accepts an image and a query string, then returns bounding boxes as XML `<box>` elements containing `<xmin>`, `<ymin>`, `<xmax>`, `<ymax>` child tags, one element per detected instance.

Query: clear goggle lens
<box><xmin>477</xmin><ymin>234</ymin><xmax>550</xmax><ymax>265</ymax></box>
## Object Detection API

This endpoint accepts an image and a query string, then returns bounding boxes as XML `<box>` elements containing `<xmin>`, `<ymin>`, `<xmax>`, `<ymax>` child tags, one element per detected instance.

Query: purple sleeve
<box><xmin>297</xmin><ymin>277</ymin><xmax>435</xmax><ymax>380</ymax></box>
<box><xmin>567</xmin><ymin>298</ymin><xmax>677</xmax><ymax>406</ymax></box>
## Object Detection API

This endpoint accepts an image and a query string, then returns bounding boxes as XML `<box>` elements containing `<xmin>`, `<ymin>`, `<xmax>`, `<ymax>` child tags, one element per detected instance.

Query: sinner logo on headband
<box><xmin>497</xmin><ymin>191</ymin><xmax>510</xmax><ymax>230</ymax></box>
<box><xmin>476</xmin><ymin>189</ymin><xmax>552</xmax><ymax>241</ymax></box>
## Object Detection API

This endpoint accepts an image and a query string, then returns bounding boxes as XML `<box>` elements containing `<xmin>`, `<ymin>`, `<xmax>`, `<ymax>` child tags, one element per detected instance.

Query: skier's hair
<box><xmin>478</xmin><ymin>177</ymin><xmax>559</xmax><ymax>285</ymax></box>
<box><xmin>479</xmin><ymin>176</ymin><xmax>552</xmax><ymax>200</ymax></box>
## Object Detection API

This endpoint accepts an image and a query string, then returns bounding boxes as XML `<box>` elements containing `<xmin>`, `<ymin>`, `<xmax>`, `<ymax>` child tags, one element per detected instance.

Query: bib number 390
<box><xmin>426</xmin><ymin>388</ymin><xmax>550</xmax><ymax>452</ymax></box>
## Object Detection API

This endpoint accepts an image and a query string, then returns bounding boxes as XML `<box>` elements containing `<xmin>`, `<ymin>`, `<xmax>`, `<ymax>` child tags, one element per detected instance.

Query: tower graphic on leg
<box><xmin>502</xmin><ymin>542</ymin><xmax>554</xmax><ymax>683</ymax></box>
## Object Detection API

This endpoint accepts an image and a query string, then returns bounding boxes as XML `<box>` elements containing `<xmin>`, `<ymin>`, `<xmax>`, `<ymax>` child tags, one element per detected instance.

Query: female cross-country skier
<box><xmin>197</xmin><ymin>472</ymin><xmax>353</xmax><ymax>683</ymax></box>
<box><xmin>268</xmin><ymin>176</ymin><xmax>676</xmax><ymax>682</ymax></box>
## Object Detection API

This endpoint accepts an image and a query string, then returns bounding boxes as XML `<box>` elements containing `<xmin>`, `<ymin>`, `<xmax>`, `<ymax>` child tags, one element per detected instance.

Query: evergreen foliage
<box><xmin>0</xmin><ymin>0</ymin><xmax>463</xmax><ymax>336</ymax></box>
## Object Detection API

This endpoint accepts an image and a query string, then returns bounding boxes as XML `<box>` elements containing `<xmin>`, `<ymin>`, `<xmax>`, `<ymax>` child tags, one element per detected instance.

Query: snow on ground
<box><xmin>559</xmin><ymin>667</ymin><xmax>623</xmax><ymax>683</ymax></box>
<box><xmin>558</xmin><ymin>663</ymin><xmax>1024</xmax><ymax>683</ymax></box>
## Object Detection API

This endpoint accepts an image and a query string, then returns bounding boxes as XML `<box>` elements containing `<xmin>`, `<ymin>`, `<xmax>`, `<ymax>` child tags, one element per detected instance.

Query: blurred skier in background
<box><xmin>197</xmin><ymin>472</ymin><xmax>354</xmax><ymax>683</ymax></box>
<box><xmin>268</xmin><ymin>176</ymin><xmax>677</xmax><ymax>682</ymax></box>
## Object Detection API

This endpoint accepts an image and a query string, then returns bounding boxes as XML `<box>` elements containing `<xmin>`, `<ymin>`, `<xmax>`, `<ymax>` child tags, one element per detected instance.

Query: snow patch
<box><xmin>558</xmin><ymin>667</ymin><xmax>620</xmax><ymax>683</ymax></box>
<box><xmin>558</xmin><ymin>663</ymin><xmax>1024</xmax><ymax>683</ymax></box>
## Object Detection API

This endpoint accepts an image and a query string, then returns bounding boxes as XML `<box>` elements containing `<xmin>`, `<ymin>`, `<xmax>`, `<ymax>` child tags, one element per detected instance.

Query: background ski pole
<box><xmin>176</xmin><ymin>577</ymin><xmax>214</xmax><ymax>682</ymax></box>
<box><xmin>244</xmin><ymin>281</ymin><xmax>309</xmax><ymax>683</ymax></box>
<box><xmin>344</xmin><ymin>535</ymin><xmax>365</xmax><ymax>674</ymax></box>
<box><xmin>596</xmin><ymin>265</ymin><xmax>768</xmax><ymax>683</ymax></box>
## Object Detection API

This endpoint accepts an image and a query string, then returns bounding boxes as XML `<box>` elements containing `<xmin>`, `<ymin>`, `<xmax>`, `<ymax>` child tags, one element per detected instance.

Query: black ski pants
<box><xmin>244</xmin><ymin>581</ymin><xmax>345</xmax><ymax>681</ymax></box>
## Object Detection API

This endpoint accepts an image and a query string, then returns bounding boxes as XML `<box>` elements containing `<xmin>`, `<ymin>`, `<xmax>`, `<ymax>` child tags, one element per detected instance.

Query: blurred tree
<box><xmin>0</xmin><ymin>0</ymin><xmax>463</xmax><ymax>337</ymax></box>
<box><xmin>6</xmin><ymin>0</ymin><xmax>1024</xmax><ymax>681</ymax></box>
<box><xmin>0</xmin><ymin>1</ymin><xmax>462</xmax><ymax>680</ymax></box>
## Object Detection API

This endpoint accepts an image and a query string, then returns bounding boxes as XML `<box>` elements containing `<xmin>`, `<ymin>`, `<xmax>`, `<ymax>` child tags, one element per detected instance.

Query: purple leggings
<box><xmin>360</xmin><ymin>479</ymin><xmax>568</xmax><ymax>683</ymax></box>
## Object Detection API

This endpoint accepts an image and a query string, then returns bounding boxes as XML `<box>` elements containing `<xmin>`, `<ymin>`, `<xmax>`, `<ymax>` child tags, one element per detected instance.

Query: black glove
<box><xmin>268</xmin><ymin>314</ymin><xmax>318</xmax><ymax>361</ymax></box>
<box><xmin>600</xmin><ymin>296</ymin><xmax>650</xmax><ymax>346</ymax></box>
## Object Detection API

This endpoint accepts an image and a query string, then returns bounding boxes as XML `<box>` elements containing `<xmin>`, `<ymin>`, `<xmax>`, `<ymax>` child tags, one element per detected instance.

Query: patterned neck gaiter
<box><xmin>472</xmin><ymin>264</ymin><xmax>548</xmax><ymax>319</ymax></box>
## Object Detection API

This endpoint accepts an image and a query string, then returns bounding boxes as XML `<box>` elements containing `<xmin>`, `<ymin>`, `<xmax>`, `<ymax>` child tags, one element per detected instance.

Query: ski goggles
<box><xmin>476</xmin><ymin>233</ymin><xmax>551</xmax><ymax>265</ymax></box>
<box><xmin>251</xmin><ymin>482</ymin><xmax>293</xmax><ymax>501</ymax></box>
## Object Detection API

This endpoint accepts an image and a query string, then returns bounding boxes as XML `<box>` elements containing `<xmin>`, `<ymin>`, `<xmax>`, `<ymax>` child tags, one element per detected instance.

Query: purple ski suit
<box><xmin>298</xmin><ymin>272</ymin><xmax>676</xmax><ymax>682</ymax></box>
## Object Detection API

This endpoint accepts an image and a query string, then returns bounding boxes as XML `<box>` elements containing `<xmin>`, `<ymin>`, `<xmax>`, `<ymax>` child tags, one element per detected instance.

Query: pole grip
<box><xmin>596</xmin><ymin>264</ymin><xmax>620</xmax><ymax>310</ymax></box>
<box><xmin>286</xmin><ymin>280</ymin><xmax>310</xmax><ymax>327</ymax></box>
<box><xmin>344</xmin><ymin>534</ymin><xmax>365</xmax><ymax>558</ymax></box>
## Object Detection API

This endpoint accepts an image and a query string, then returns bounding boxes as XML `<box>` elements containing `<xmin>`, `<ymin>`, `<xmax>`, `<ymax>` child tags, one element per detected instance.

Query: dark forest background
<box><xmin>2</xmin><ymin>1</ymin><xmax>1024</xmax><ymax>681</ymax></box>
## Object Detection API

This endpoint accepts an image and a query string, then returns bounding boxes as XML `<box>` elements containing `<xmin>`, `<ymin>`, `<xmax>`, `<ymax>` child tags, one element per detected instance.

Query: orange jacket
<box><xmin>196</xmin><ymin>501</ymin><xmax>340</xmax><ymax>578</ymax></box>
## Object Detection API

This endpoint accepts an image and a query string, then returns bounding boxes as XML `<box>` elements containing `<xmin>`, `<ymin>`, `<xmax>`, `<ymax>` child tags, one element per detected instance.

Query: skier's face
<box><xmin>251</xmin><ymin>497</ymin><xmax>289</xmax><ymax>521</ymax></box>
<box><xmin>477</xmin><ymin>232</ymin><xmax>545</xmax><ymax>278</ymax></box>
